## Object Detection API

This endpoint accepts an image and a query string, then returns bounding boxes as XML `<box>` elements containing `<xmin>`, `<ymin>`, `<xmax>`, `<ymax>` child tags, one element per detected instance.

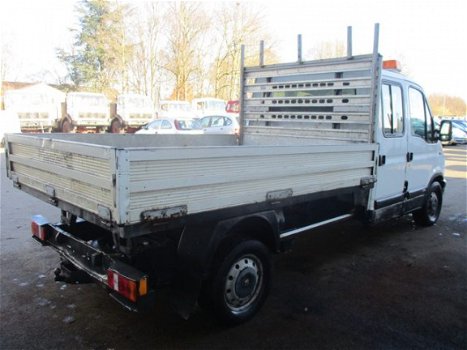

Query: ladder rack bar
<box><xmin>239</xmin><ymin>44</ymin><xmax>246</xmax><ymax>145</ymax></box>
<box><xmin>259</xmin><ymin>40</ymin><xmax>265</xmax><ymax>66</ymax></box>
<box><xmin>297</xmin><ymin>34</ymin><xmax>303</xmax><ymax>63</ymax></box>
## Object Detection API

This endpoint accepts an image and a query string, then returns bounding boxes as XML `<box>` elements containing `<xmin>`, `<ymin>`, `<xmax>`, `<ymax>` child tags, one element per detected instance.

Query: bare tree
<box><xmin>126</xmin><ymin>3</ymin><xmax>167</xmax><ymax>106</ymax></box>
<box><xmin>429</xmin><ymin>94</ymin><xmax>467</xmax><ymax>117</ymax></box>
<box><xmin>54</xmin><ymin>1</ymin><xmax>278</xmax><ymax>104</ymax></box>
<box><xmin>163</xmin><ymin>2</ymin><xmax>210</xmax><ymax>101</ymax></box>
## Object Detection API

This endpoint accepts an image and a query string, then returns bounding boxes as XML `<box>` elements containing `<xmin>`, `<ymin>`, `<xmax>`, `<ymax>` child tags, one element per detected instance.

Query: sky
<box><xmin>1</xmin><ymin>0</ymin><xmax>466</xmax><ymax>102</ymax></box>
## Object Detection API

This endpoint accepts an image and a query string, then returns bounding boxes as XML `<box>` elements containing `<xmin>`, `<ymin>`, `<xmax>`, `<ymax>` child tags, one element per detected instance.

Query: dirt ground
<box><xmin>1</xmin><ymin>146</ymin><xmax>466</xmax><ymax>349</ymax></box>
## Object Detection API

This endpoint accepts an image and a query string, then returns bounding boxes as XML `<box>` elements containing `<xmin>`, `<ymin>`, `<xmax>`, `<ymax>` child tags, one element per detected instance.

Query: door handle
<box><xmin>378</xmin><ymin>155</ymin><xmax>386</xmax><ymax>166</ymax></box>
<box><xmin>406</xmin><ymin>152</ymin><xmax>414</xmax><ymax>162</ymax></box>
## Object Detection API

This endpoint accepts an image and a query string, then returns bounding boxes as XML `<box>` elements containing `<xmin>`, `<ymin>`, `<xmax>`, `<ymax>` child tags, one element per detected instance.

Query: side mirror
<box><xmin>439</xmin><ymin>121</ymin><xmax>452</xmax><ymax>142</ymax></box>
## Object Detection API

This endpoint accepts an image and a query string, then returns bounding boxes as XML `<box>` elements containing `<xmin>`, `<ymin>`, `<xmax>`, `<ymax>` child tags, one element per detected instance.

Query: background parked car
<box><xmin>198</xmin><ymin>114</ymin><xmax>240</xmax><ymax>135</ymax></box>
<box><xmin>135</xmin><ymin>118</ymin><xmax>203</xmax><ymax>135</ymax></box>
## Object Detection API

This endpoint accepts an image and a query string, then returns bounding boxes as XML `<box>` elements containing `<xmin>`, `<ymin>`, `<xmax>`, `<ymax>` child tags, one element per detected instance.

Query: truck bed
<box><xmin>5</xmin><ymin>53</ymin><xmax>380</xmax><ymax>237</ymax></box>
<box><xmin>6</xmin><ymin>133</ymin><xmax>376</xmax><ymax>237</ymax></box>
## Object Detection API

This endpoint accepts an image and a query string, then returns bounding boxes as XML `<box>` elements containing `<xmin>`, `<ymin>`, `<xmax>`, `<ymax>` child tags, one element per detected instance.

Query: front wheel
<box><xmin>201</xmin><ymin>240</ymin><xmax>271</xmax><ymax>325</ymax></box>
<box><xmin>413</xmin><ymin>182</ymin><xmax>443</xmax><ymax>226</ymax></box>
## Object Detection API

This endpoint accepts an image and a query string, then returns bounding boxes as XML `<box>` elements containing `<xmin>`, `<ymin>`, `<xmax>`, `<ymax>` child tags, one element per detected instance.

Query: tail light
<box><xmin>31</xmin><ymin>215</ymin><xmax>49</xmax><ymax>241</ymax></box>
<box><xmin>107</xmin><ymin>269</ymin><xmax>148</xmax><ymax>302</ymax></box>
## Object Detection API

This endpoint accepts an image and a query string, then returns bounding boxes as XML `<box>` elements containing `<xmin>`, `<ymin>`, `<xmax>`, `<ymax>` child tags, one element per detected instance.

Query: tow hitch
<box><xmin>54</xmin><ymin>260</ymin><xmax>93</xmax><ymax>284</ymax></box>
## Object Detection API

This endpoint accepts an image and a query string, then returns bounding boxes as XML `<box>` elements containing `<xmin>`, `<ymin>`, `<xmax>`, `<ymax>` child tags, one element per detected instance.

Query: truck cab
<box><xmin>110</xmin><ymin>94</ymin><xmax>155</xmax><ymax>133</ymax></box>
<box><xmin>3</xmin><ymin>83</ymin><xmax>65</xmax><ymax>132</ymax></box>
<box><xmin>371</xmin><ymin>60</ymin><xmax>445</xmax><ymax>223</ymax></box>
<box><xmin>63</xmin><ymin>92</ymin><xmax>110</xmax><ymax>133</ymax></box>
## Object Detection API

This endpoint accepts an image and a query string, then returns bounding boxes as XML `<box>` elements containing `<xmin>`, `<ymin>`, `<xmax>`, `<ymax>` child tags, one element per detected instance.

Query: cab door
<box><xmin>406</xmin><ymin>87</ymin><xmax>443</xmax><ymax>196</ymax></box>
<box><xmin>373</xmin><ymin>81</ymin><xmax>408</xmax><ymax>206</ymax></box>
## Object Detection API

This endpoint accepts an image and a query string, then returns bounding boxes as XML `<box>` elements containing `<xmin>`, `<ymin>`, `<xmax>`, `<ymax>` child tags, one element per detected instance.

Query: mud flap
<box><xmin>169</xmin><ymin>271</ymin><xmax>203</xmax><ymax>320</ymax></box>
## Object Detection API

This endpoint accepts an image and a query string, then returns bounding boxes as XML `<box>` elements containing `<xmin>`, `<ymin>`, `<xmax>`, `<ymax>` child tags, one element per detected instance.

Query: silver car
<box><xmin>199</xmin><ymin>115</ymin><xmax>240</xmax><ymax>136</ymax></box>
<box><xmin>136</xmin><ymin>118</ymin><xmax>203</xmax><ymax>135</ymax></box>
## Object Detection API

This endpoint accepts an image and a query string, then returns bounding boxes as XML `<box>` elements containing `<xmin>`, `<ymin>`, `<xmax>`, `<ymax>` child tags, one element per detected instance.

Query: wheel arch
<box><xmin>430</xmin><ymin>172</ymin><xmax>446</xmax><ymax>192</ymax></box>
<box><xmin>213</xmin><ymin>213</ymin><xmax>280</xmax><ymax>256</ymax></box>
<box><xmin>178</xmin><ymin>210</ymin><xmax>281</xmax><ymax>278</ymax></box>
<box><xmin>170</xmin><ymin>210</ymin><xmax>280</xmax><ymax>319</ymax></box>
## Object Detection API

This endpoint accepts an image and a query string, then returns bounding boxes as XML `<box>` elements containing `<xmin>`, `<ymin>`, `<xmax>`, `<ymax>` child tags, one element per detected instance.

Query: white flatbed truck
<box><xmin>4</xmin><ymin>25</ymin><xmax>445</xmax><ymax>324</ymax></box>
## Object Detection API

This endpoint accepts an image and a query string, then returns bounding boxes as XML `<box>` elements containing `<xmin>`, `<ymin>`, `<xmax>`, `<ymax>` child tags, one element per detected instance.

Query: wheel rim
<box><xmin>224</xmin><ymin>254</ymin><xmax>263</xmax><ymax>314</ymax></box>
<box><xmin>427</xmin><ymin>191</ymin><xmax>440</xmax><ymax>222</ymax></box>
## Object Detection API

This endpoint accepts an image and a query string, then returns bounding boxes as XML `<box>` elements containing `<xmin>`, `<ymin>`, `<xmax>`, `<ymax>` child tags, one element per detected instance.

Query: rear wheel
<box><xmin>200</xmin><ymin>239</ymin><xmax>271</xmax><ymax>325</ymax></box>
<box><xmin>413</xmin><ymin>182</ymin><xmax>443</xmax><ymax>226</ymax></box>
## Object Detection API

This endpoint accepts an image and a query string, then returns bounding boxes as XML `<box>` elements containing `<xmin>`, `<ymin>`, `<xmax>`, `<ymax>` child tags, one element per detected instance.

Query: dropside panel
<box><xmin>6</xmin><ymin>134</ymin><xmax>117</xmax><ymax>222</ymax></box>
<box><xmin>124</xmin><ymin>144</ymin><xmax>377</xmax><ymax>225</ymax></box>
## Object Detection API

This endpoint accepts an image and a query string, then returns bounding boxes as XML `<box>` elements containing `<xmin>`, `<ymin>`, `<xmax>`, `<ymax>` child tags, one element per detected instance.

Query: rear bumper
<box><xmin>33</xmin><ymin>216</ymin><xmax>155</xmax><ymax>312</ymax></box>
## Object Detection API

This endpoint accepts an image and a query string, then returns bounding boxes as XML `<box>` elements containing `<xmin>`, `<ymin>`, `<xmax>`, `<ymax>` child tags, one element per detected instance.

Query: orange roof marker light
<box><xmin>383</xmin><ymin>60</ymin><xmax>402</xmax><ymax>72</ymax></box>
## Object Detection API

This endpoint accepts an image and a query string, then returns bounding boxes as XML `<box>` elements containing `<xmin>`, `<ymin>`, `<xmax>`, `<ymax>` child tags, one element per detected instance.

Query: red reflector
<box><xmin>107</xmin><ymin>269</ymin><xmax>138</xmax><ymax>302</ymax></box>
<box><xmin>31</xmin><ymin>216</ymin><xmax>48</xmax><ymax>241</ymax></box>
<box><xmin>383</xmin><ymin>60</ymin><xmax>401</xmax><ymax>72</ymax></box>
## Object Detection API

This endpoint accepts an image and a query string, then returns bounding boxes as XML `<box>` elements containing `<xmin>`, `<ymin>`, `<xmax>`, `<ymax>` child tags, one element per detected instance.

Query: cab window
<box><xmin>381</xmin><ymin>83</ymin><xmax>404</xmax><ymax>136</ymax></box>
<box><xmin>409</xmin><ymin>88</ymin><xmax>434</xmax><ymax>142</ymax></box>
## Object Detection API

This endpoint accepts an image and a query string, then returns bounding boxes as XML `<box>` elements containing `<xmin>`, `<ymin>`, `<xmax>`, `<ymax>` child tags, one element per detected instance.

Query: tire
<box><xmin>413</xmin><ymin>182</ymin><xmax>443</xmax><ymax>226</ymax></box>
<box><xmin>61</xmin><ymin>119</ymin><xmax>73</xmax><ymax>133</ymax></box>
<box><xmin>110</xmin><ymin>119</ymin><xmax>122</xmax><ymax>133</ymax></box>
<box><xmin>201</xmin><ymin>240</ymin><xmax>271</xmax><ymax>325</ymax></box>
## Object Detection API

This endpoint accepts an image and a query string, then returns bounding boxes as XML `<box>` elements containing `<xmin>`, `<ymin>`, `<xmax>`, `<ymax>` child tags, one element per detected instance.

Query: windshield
<box><xmin>124</xmin><ymin>96</ymin><xmax>152</xmax><ymax>108</ymax></box>
<box><xmin>6</xmin><ymin>93</ymin><xmax>52</xmax><ymax>107</ymax></box>
<box><xmin>161</xmin><ymin>102</ymin><xmax>191</xmax><ymax>112</ymax></box>
<box><xmin>72</xmin><ymin>94</ymin><xmax>107</xmax><ymax>106</ymax></box>
<box><xmin>145</xmin><ymin>120</ymin><xmax>162</xmax><ymax>130</ymax></box>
